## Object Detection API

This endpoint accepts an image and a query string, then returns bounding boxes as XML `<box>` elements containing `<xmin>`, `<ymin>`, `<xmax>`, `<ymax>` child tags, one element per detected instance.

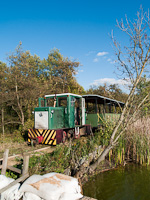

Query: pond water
<box><xmin>83</xmin><ymin>164</ymin><xmax>150</xmax><ymax>200</ymax></box>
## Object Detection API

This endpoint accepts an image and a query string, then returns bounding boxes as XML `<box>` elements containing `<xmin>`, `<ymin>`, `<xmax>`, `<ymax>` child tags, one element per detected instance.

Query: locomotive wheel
<box><xmin>67</xmin><ymin>130</ymin><xmax>74</xmax><ymax>139</ymax></box>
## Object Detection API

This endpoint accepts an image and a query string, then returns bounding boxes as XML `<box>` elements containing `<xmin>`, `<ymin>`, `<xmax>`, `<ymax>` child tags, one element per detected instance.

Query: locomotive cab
<box><xmin>28</xmin><ymin>93</ymin><xmax>88</xmax><ymax>145</ymax></box>
<box><xmin>35</xmin><ymin>93</ymin><xmax>85</xmax><ymax>129</ymax></box>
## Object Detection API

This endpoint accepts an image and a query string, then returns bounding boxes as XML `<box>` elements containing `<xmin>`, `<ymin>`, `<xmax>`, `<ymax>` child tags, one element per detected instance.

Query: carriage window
<box><xmin>104</xmin><ymin>104</ymin><xmax>110</xmax><ymax>113</ymax></box>
<box><xmin>86</xmin><ymin>102</ymin><xmax>96</xmax><ymax>113</ymax></box>
<box><xmin>112</xmin><ymin>104</ymin><xmax>116</xmax><ymax>113</ymax></box>
<box><xmin>98</xmin><ymin>104</ymin><xmax>104</xmax><ymax>113</ymax></box>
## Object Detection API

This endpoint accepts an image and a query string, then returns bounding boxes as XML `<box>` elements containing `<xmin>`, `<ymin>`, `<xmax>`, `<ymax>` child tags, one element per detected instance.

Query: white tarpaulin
<box><xmin>19</xmin><ymin>173</ymin><xmax>83</xmax><ymax>200</ymax></box>
<box><xmin>23</xmin><ymin>192</ymin><xmax>44</xmax><ymax>200</ymax></box>
<box><xmin>0</xmin><ymin>175</ymin><xmax>21</xmax><ymax>200</ymax></box>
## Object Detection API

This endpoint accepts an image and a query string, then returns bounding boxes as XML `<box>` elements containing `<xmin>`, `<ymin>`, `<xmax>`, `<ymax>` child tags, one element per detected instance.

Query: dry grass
<box><xmin>126</xmin><ymin>117</ymin><xmax>150</xmax><ymax>139</ymax></box>
<box><xmin>125</xmin><ymin>117</ymin><xmax>150</xmax><ymax>163</ymax></box>
<box><xmin>0</xmin><ymin>133</ymin><xmax>49</xmax><ymax>159</ymax></box>
<box><xmin>131</xmin><ymin>117</ymin><xmax>150</xmax><ymax>135</ymax></box>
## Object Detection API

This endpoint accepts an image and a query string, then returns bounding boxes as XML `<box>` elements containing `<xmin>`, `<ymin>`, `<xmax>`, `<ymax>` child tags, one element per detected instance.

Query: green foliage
<box><xmin>106</xmin><ymin>118</ymin><xmax>150</xmax><ymax>166</ymax></box>
<box><xmin>26</xmin><ymin>118</ymin><xmax>150</xmax><ymax>176</ymax></box>
<box><xmin>19</xmin><ymin>119</ymin><xmax>34</xmax><ymax>132</ymax></box>
<box><xmin>0</xmin><ymin>168</ymin><xmax>18</xmax><ymax>179</ymax></box>
<box><xmin>0</xmin><ymin>133</ymin><xmax>24</xmax><ymax>144</ymax></box>
<box><xmin>0</xmin><ymin>43</ymin><xmax>85</xmax><ymax>135</ymax></box>
<box><xmin>5</xmin><ymin>170</ymin><xmax>18</xmax><ymax>179</ymax></box>
<box><xmin>28</xmin><ymin>136</ymin><xmax>103</xmax><ymax>175</ymax></box>
<box><xmin>28</xmin><ymin>145</ymin><xmax>71</xmax><ymax>175</ymax></box>
<box><xmin>87</xmin><ymin>84</ymin><xmax>128</xmax><ymax>103</ymax></box>
<box><xmin>98</xmin><ymin>120</ymin><xmax>115</xmax><ymax>146</ymax></box>
<box><xmin>136</xmin><ymin>76</ymin><xmax>150</xmax><ymax>116</ymax></box>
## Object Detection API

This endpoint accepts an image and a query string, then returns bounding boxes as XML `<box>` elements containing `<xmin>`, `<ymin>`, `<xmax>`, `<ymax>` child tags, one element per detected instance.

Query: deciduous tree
<box><xmin>90</xmin><ymin>7</ymin><xmax>150</xmax><ymax>171</ymax></box>
<box><xmin>0</xmin><ymin>62</ymin><xmax>8</xmax><ymax>134</ymax></box>
<box><xmin>7</xmin><ymin>44</ymin><xmax>41</xmax><ymax>127</ymax></box>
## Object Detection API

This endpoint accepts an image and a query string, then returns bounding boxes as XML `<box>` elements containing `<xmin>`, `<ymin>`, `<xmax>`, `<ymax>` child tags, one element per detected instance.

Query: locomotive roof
<box><xmin>82</xmin><ymin>94</ymin><xmax>125</xmax><ymax>106</ymax></box>
<box><xmin>45</xmin><ymin>93</ymin><xmax>82</xmax><ymax>98</ymax></box>
<box><xmin>44</xmin><ymin>93</ymin><xmax>125</xmax><ymax>106</ymax></box>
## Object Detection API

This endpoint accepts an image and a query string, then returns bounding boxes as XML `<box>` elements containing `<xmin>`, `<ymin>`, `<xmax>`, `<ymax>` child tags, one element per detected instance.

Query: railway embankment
<box><xmin>0</xmin><ymin>134</ymin><xmax>115</xmax><ymax>183</ymax></box>
<box><xmin>1</xmin><ymin>117</ymin><xmax>150</xmax><ymax>199</ymax></box>
<box><xmin>0</xmin><ymin>149</ymin><xmax>97</xmax><ymax>200</ymax></box>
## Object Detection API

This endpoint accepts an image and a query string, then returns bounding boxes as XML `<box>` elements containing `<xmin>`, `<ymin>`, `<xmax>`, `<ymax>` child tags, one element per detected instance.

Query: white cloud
<box><xmin>97</xmin><ymin>52</ymin><xmax>108</xmax><ymax>57</ymax></box>
<box><xmin>85</xmin><ymin>51</ymin><xmax>96</xmax><ymax>56</ymax></box>
<box><xmin>93</xmin><ymin>58</ymin><xmax>99</xmax><ymax>62</ymax></box>
<box><xmin>107</xmin><ymin>58</ymin><xmax>116</xmax><ymax>64</ymax></box>
<box><xmin>90</xmin><ymin>78</ymin><xmax>129</xmax><ymax>87</ymax></box>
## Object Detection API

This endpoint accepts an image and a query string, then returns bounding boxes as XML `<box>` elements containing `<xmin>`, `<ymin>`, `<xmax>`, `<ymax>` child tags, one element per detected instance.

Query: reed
<box><xmin>106</xmin><ymin>117</ymin><xmax>150</xmax><ymax>166</ymax></box>
<box><xmin>124</xmin><ymin>117</ymin><xmax>150</xmax><ymax>165</ymax></box>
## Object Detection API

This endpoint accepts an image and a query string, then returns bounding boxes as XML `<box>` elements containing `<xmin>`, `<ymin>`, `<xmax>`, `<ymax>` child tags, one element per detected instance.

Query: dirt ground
<box><xmin>0</xmin><ymin>134</ymin><xmax>55</xmax><ymax>164</ymax></box>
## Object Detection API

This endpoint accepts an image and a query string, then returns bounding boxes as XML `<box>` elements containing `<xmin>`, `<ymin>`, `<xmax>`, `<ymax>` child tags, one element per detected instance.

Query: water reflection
<box><xmin>83</xmin><ymin>164</ymin><xmax>150</xmax><ymax>200</ymax></box>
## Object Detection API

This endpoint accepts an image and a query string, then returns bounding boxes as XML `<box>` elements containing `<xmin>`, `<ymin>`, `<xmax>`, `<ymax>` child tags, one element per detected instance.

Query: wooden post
<box><xmin>1</xmin><ymin>149</ymin><xmax>9</xmax><ymax>175</ymax></box>
<box><xmin>22</xmin><ymin>154</ymin><xmax>29</xmax><ymax>176</ymax></box>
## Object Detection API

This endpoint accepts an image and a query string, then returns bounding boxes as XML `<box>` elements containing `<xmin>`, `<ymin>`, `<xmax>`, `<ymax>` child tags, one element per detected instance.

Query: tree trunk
<box><xmin>15</xmin><ymin>84</ymin><xmax>24</xmax><ymax>126</ymax></box>
<box><xmin>90</xmin><ymin>144</ymin><xmax>112</xmax><ymax>171</ymax></box>
<box><xmin>1</xmin><ymin>107</ymin><xmax>4</xmax><ymax>135</ymax></box>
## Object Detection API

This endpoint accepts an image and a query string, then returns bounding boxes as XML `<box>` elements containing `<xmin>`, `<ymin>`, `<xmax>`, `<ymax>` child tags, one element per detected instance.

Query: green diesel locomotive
<box><xmin>28</xmin><ymin>93</ymin><xmax>124</xmax><ymax>145</ymax></box>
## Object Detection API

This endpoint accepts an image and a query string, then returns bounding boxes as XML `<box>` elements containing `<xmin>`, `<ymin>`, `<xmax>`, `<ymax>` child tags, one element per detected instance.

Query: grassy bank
<box><xmin>1</xmin><ymin>117</ymin><xmax>150</xmax><ymax>183</ymax></box>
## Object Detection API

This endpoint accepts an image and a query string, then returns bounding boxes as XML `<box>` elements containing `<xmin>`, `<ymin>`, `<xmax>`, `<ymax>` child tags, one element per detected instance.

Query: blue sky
<box><xmin>0</xmin><ymin>0</ymin><xmax>149</xmax><ymax>90</ymax></box>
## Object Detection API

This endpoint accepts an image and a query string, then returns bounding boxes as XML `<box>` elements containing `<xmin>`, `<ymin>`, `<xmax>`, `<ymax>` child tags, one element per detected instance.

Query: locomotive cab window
<box><xmin>58</xmin><ymin>97</ymin><xmax>67</xmax><ymax>107</ymax></box>
<box><xmin>75</xmin><ymin>98</ymin><xmax>80</xmax><ymax>125</ymax></box>
<box><xmin>47</xmin><ymin>98</ymin><xmax>54</xmax><ymax>107</ymax></box>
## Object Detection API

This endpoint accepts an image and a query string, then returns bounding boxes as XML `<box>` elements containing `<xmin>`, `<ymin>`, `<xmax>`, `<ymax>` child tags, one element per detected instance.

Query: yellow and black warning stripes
<box><xmin>28</xmin><ymin>129</ymin><xmax>56</xmax><ymax>145</ymax></box>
